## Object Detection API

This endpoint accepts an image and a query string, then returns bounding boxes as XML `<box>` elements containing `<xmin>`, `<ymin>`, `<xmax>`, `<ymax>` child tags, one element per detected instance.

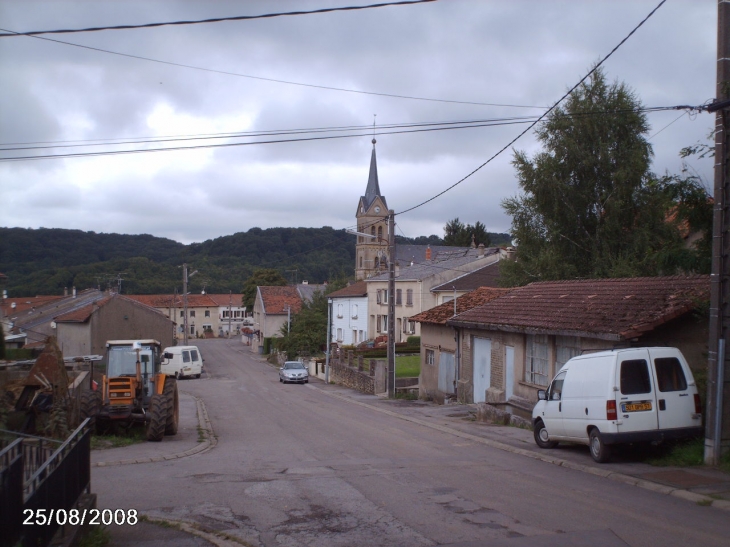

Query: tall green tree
<box><xmin>500</xmin><ymin>67</ymin><xmax>692</xmax><ymax>286</ymax></box>
<box><xmin>241</xmin><ymin>268</ymin><xmax>287</xmax><ymax>309</ymax></box>
<box><xmin>276</xmin><ymin>290</ymin><xmax>329</xmax><ymax>360</ymax></box>
<box><xmin>443</xmin><ymin>218</ymin><xmax>491</xmax><ymax>247</ymax></box>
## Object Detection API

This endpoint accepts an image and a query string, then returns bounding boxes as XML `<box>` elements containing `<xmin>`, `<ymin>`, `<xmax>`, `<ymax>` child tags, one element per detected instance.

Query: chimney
<box><xmin>478</xmin><ymin>243</ymin><xmax>485</xmax><ymax>257</ymax></box>
<box><xmin>302</xmin><ymin>280</ymin><xmax>309</xmax><ymax>285</ymax></box>
<box><xmin>500</xmin><ymin>247</ymin><xmax>517</xmax><ymax>261</ymax></box>
<box><xmin>425</xmin><ymin>246</ymin><xmax>432</xmax><ymax>261</ymax></box>
<box><xmin>72</xmin><ymin>286</ymin><xmax>77</xmax><ymax>298</ymax></box>
<box><xmin>471</xmin><ymin>234</ymin><xmax>476</xmax><ymax>248</ymax></box>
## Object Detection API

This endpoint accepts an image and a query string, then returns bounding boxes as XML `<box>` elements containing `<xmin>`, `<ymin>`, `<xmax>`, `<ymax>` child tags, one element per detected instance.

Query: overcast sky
<box><xmin>0</xmin><ymin>0</ymin><xmax>717</xmax><ymax>245</ymax></box>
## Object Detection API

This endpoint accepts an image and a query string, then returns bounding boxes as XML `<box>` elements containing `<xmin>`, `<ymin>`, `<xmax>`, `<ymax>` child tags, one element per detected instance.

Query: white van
<box><xmin>532</xmin><ymin>347</ymin><xmax>702</xmax><ymax>463</ymax></box>
<box><xmin>161</xmin><ymin>346</ymin><xmax>204</xmax><ymax>379</ymax></box>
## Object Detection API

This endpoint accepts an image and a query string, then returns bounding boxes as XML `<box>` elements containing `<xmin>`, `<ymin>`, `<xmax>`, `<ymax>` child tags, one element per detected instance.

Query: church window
<box><xmin>378</xmin><ymin>226</ymin><xmax>383</xmax><ymax>240</ymax></box>
<box><xmin>371</xmin><ymin>226</ymin><xmax>376</xmax><ymax>237</ymax></box>
<box><xmin>359</xmin><ymin>256</ymin><xmax>363</xmax><ymax>268</ymax></box>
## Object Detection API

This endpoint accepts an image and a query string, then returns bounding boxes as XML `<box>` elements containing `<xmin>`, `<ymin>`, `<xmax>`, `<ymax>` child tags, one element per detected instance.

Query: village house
<box><xmin>365</xmin><ymin>246</ymin><xmax>500</xmax><ymax>343</ymax></box>
<box><xmin>411</xmin><ymin>287</ymin><xmax>511</xmax><ymax>402</ymax></box>
<box><xmin>252</xmin><ymin>283</ymin><xmax>326</xmax><ymax>353</ymax></box>
<box><xmin>126</xmin><ymin>293</ymin><xmax>245</xmax><ymax>339</ymax></box>
<box><xmin>444</xmin><ymin>275</ymin><xmax>709</xmax><ymax>406</ymax></box>
<box><xmin>327</xmin><ymin>280</ymin><xmax>368</xmax><ymax>346</ymax></box>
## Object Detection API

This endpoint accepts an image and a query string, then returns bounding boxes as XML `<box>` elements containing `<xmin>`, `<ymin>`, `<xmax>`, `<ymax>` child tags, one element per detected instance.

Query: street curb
<box><xmin>310</xmin><ymin>385</ymin><xmax>730</xmax><ymax>512</ymax></box>
<box><xmin>93</xmin><ymin>393</ymin><xmax>216</xmax><ymax>467</ymax></box>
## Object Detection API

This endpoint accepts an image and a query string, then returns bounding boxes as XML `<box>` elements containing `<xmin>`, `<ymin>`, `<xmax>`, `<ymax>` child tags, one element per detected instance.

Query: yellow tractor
<box><xmin>80</xmin><ymin>339</ymin><xmax>179</xmax><ymax>441</ymax></box>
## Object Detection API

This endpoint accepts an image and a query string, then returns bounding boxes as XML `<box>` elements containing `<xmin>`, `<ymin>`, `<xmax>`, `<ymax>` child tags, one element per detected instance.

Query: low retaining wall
<box><xmin>330</xmin><ymin>361</ymin><xmax>374</xmax><ymax>394</ymax></box>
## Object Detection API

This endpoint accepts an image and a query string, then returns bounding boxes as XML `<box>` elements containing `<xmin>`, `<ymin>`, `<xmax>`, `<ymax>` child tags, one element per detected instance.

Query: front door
<box><xmin>473</xmin><ymin>338</ymin><xmax>491</xmax><ymax>403</ymax></box>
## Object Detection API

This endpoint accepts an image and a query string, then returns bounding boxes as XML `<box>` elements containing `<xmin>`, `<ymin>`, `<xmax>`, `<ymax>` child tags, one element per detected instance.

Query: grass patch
<box><xmin>645</xmin><ymin>438</ymin><xmax>705</xmax><ymax>467</ymax></box>
<box><xmin>696</xmin><ymin>499</ymin><xmax>713</xmax><ymax>506</ymax></box>
<box><xmin>91</xmin><ymin>427</ymin><xmax>147</xmax><ymax>450</ymax></box>
<box><xmin>395</xmin><ymin>355</ymin><xmax>420</xmax><ymax>378</ymax></box>
<box><xmin>78</xmin><ymin>525</ymin><xmax>110</xmax><ymax>547</ymax></box>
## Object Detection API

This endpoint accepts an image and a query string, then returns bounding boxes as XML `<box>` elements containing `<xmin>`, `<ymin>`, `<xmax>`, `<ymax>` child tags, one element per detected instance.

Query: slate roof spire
<box><xmin>363</xmin><ymin>138</ymin><xmax>383</xmax><ymax>210</ymax></box>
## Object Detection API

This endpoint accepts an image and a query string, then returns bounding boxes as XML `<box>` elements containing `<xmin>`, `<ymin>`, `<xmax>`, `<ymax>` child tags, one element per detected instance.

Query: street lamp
<box><xmin>183</xmin><ymin>264</ymin><xmax>198</xmax><ymax>345</ymax></box>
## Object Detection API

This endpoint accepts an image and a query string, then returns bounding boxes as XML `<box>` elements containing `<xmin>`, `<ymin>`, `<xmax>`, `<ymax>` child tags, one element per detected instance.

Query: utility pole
<box><xmin>228</xmin><ymin>291</ymin><xmax>232</xmax><ymax>338</ymax></box>
<box><xmin>706</xmin><ymin>0</ymin><xmax>730</xmax><ymax>465</ymax></box>
<box><xmin>387</xmin><ymin>209</ymin><xmax>396</xmax><ymax>397</ymax></box>
<box><xmin>325</xmin><ymin>297</ymin><xmax>332</xmax><ymax>384</ymax></box>
<box><xmin>183</xmin><ymin>264</ymin><xmax>189</xmax><ymax>345</ymax></box>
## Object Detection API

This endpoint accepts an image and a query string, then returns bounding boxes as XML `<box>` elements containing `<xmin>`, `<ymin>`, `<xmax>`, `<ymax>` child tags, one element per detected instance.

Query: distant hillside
<box><xmin>0</xmin><ymin>227</ymin><xmax>354</xmax><ymax>297</ymax></box>
<box><xmin>0</xmin><ymin>226</ymin><xmax>511</xmax><ymax>297</ymax></box>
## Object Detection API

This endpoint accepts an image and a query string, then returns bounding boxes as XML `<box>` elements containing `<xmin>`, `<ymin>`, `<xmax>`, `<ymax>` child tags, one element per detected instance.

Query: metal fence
<box><xmin>0</xmin><ymin>420</ymin><xmax>91</xmax><ymax>547</ymax></box>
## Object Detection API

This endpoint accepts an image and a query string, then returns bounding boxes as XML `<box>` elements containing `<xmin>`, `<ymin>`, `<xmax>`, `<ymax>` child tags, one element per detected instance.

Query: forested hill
<box><xmin>0</xmin><ymin>227</ymin><xmax>510</xmax><ymax>297</ymax></box>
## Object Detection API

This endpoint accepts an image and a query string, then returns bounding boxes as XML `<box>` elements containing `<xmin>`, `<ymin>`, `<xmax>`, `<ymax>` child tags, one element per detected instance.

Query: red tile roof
<box><xmin>54</xmin><ymin>296</ymin><xmax>113</xmax><ymax>323</ymax></box>
<box><xmin>411</xmin><ymin>287</ymin><xmax>511</xmax><ymax>325</ymax></box>
<box><xmin>1</xmin><ymin>295</ymin><xmax>64</xmax><ymax>315</ymax></box>
<box><xmin>126</xmin><ymin>294</ymin><xmax>238</xmax><ymax>308</ymax></box>
<box><xmin>259</xmin><ymin>286</ymin><xmax>302</xmax><ymax>315</ymax></box>
<box><xmin>327</xmin><ymin>281</ymin><xmax>368</xmax><ymax>299</ymax></box>
<box><xmin>449</xmin><ymin>275</ymin><xmax>709</xmax><ymax>341</ymax></box>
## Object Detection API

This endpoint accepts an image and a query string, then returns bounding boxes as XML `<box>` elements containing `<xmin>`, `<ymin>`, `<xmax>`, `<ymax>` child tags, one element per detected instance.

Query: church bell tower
<box><xmin>355</xmin><ymin>139</ymin><xmax>389</xmax><ymax>280</ymax></box>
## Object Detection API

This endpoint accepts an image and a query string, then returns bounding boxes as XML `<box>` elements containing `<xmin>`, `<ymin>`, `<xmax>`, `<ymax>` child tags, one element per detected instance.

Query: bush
<box><xmin>5</xmin><ymin>348</ymin><xmax>36</xmax><ymax>360</ymax></box>
<box><xmin>406</xmin><ymin>336</ymin><xmax>421</xmax><ymax>347</ymax></box>
<box><xmin>263</xmin><ymin>337</ymin><xmax>273</xmax><ymax>354</ymax></box>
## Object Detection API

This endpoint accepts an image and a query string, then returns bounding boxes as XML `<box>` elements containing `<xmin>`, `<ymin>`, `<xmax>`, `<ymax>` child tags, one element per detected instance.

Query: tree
<box><xmin>443</xmin><ymin>218</ymin><xmax>491</xmax><ymax>247</ymax></box>
<box><xmin>500</xmin><ymin>67</ymin><xmax>695</xmax><ymax>286</ymax></box>
<box><xmin>241</xmin><ymin>268</ymin><xmax>287</xmax><ymax>309</ymax></box>
<box><xmin>276</xmin><ymin>290</ymin><xmax>329</xmax><ymax>360</ymax></box>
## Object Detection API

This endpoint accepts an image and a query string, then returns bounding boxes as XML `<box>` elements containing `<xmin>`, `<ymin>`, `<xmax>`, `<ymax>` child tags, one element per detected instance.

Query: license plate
<box><xmin>622</xmin><ymin>401</ymin><xmax>652</xmax><ymax>412</ymax></box>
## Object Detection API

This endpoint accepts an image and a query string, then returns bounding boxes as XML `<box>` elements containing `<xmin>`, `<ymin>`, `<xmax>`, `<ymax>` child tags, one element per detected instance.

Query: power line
<box><xmin>0</xmin><ymin>105</ymin><xmax>685</xmax><ymax>162</ymax></box>
<box><xmin>0</xmin><ymin>1</ymin><xmax>438</xmax><ymax>37</ymax></box>
<box><xmin>394</xmin><ymin>0</ymin><xmax>668</xmax><ymax>218</ymax></box>
<box><xmin>0</xmin><ymin>28</ymin><xmax>544</xmax><ymax>110</ymax></box>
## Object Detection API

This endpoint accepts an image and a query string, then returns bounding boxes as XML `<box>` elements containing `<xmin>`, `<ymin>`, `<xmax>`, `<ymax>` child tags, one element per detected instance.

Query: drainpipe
<box><xmin>325</xmin><ymin>298</ymin><xmax>332</xmax><ymax>383</ymax></box>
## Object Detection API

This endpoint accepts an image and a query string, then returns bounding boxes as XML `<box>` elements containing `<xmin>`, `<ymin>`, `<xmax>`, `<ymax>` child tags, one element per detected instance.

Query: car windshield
<box><xmin>284</xmin><ymin>362</ymin><xmax>304</xmax><ymax>370</ymax></box>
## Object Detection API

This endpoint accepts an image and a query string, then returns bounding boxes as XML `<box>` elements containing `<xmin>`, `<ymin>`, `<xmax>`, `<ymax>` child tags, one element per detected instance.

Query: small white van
<box><xmin>161</xmin><ymin>346</ymin><xmax>204</xmax><ymax>379</ymax></box>
<box><xmin>532</xmin><ymin>347</ymin><xmax>702</xmax><ymax>463</ymax></box>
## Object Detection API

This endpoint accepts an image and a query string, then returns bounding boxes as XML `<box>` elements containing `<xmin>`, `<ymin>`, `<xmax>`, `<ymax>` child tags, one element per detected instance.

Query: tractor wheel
<box><xmin>163</xmin><ymin>377</ymin><xmax>179</xmax><ymax>436</ymax></box>
<box><xmin>146</xmin><ymin>394</ymin><xmax>167</xmax><ymax>442</ymax></box>
<box><xmin>79</xmin><ymin>390</ymin><xmax>102</xmax><ymax>426</ymax></box>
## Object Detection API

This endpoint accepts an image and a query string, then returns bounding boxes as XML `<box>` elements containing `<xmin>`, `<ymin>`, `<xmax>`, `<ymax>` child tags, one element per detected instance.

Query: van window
<box><xmin>655</xmin><ymin>357</ymin><xmax>688</xmax><ymax>392</ymax></box>
<box><xmin>183</xmin><ymin>351</ymin><xmax>191</xmax><ymax>363</ymax></box>
<box><xmin>191</xmin><ymin>350</ymin><xmax>199</xmax><ymax>361</ymax></box>
<box><xmin>620</xmin><ymin>359</ymin><xmax>652</xmax><ymax>395</ymax></box>
<box><xmin>548</xmin><ymin>371</ymin><xmax>566</xmax><ymax>400</ymax></box>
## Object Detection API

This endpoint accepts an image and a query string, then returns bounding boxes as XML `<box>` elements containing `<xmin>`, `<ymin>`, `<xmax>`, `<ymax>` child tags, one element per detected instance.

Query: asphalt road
<box><xmin>93</xmin><ymin>339</ymin><xmax>730</xmax><ymax>547</ymax></box>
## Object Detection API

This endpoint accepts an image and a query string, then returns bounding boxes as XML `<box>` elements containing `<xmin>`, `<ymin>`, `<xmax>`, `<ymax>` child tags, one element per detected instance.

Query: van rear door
<box><xmin>648</xmin><ymin>348</ymin><xmax>698</xmax><ymax>430</ymax></box>
<box><xmin>616</xmin><ymin>349</ymin><xmax>658</xmax><ymax>434</ymax></box>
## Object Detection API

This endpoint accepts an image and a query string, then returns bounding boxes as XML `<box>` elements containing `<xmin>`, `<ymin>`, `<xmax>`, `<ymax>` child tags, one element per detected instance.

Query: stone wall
<box><xmin>330</xmin><ymin>361</ymin><xmax>375</xmax><ymax>394</ymax></box>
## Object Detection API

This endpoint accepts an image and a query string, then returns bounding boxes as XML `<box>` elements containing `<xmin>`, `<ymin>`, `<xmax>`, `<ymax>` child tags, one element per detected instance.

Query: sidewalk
<box><xmin>306</xmin><ymin>378</ymin><xmax>730</xmax><ymax>511</ymax></box>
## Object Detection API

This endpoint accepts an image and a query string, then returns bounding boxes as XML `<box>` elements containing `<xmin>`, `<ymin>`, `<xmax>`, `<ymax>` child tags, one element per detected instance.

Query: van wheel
<box><xmin>589</xmin><ymin>429</ymin><xmax>612</xmax><ymax>463</ymax></box>
<box><xmin>534</xmin><ymin>420</ymin><xmax>558</xmax><ymax>449</ymax></box>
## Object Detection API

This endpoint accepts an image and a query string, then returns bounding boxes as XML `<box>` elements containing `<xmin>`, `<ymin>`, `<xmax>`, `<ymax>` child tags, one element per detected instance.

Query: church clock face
<box><xmin>374</xmin><ymin>206</ymin><xmax>381</xmax><ymax>213</ymax></box>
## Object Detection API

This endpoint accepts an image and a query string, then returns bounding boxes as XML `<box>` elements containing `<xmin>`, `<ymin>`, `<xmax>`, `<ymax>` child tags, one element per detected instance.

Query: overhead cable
<box><xmin>0</xmin><ymin>28</ymin><xmax>543</xmax><ymax>110</ymax></box>
<box><xmin>394</xmin><ymin>0</ymin><xmax>668</xmax><ymax>217</ymax></box>
<box><xmin>0</xmin><ymin>0</ymin><xmax>438</xmax><ymax>37</ymax></box>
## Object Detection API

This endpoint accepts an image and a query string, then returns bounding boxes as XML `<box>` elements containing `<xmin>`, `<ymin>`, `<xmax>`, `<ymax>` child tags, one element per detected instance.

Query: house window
<box><xmin>180</xmin><ymin>311</ymin><xmax>184</xmax><ymax>318</ymax></box>
<box><xmin>190</xmin><ymin>325</ymin><xmax>195</xmax><ymax>335</ymax></box>
<box><xmin>235</xmin><ymin>311</ymin><xmax>241</xmax><ymax>318</ymax></box>
<box><xmin>406</xmin><ymin>289</ymin><xmax>413</xmax><ymax>306</ymax></box>
<box><xmin>396</xmin><ymin>289</ymin><xmax>402</xmax><ymax>305</ymax></box>
<box><xmin>525</xmin><ymin>334</ymin><xmax>549</xmax><ymax>386</ymax></box>
<box><xmin>337</xmin><ymin>328</ymin><xmax>343</xmax><ymax>342</ymax></box>
<box><xmin>190</xmin><ymin>310</ymin><xmax>196</xmax><ymax>317</ymax></box>
<box><xmin>337</xmin><ymin>303</ymin><xmax>343</xmax><ymax>318</ymax></box>
<box><xmin>352</xmin><ymin>330</ymin><xmax>358</xmax><ymax>344</ymax></box>
<box><xmin>377</xmin><ymin>289</ymin><xmax>388</xmax><ymax>304</ymax></box>
<box><xmin>556</xmin><ymin>335</ymin><xmax>580</xmax><ymax>371</ymax></box>
<box><xmin>351</xmin><ymin>304</ymin><xmax>358</xmax><ymax>319</ymax></box>
<box><xmin>376</xmin><ymin>315</ymin><xmax>381</xmax><ymax>332</ymax></box>
<box><xmin>379</xmin><ymin>314</ymin><xmax>388</xmax><ymax>333</ymax></box>
<box><xmin>442</xmin><ymin>295</ymin><xmax>454</xmax><ymax>304</ymax></box>
<box><xmin>403</xmin><ymin>318</ymin><xmax>415</xmax><ymax>334</ymax></box>
<box><xmin>425</xmin><ymin>349</ymin><xmax>435</xmax><ymax>366</ymax></box>
<box><xmin>205</xmin><ymin>310</ymin><xmax>210</xmax><ymax>318</ymax></box>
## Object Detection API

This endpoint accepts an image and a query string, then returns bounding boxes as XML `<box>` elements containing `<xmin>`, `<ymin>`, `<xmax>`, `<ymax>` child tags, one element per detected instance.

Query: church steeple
<box><xmin>355</xmin><ymin>139</ymin><xmax>389</xmax><ymax>280</ymax></box>
<box><xmin>362</xmin><ymin>139</ymin><xmax>386</xmax><ymax>210</ymax></box>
